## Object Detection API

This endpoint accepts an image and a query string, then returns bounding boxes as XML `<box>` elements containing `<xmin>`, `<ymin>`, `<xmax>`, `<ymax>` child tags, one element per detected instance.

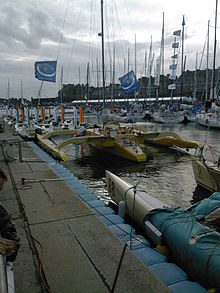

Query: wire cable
<box><xmin>111</xmin><ymin>243</ymin><xmax>127</xmax><ymax>293</ymax></box>
<box><xmin>56</xmin><ymin>0</ymin><xmax>70</xmax><ymax>61</ymax></box>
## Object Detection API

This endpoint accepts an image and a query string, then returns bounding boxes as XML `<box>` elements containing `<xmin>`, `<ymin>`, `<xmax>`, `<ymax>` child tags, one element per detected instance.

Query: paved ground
<box><xmin>0</xmin><ymin>124</ymin><xmax>170</xmax><ymax>293</ymax></box>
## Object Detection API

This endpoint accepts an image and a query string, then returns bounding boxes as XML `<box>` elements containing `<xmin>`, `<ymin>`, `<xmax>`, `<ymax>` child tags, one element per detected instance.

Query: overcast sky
<box><xmin>0</xmin><ymin>0</ymin><xmax>218</xmax><ymax>99</ymax></box>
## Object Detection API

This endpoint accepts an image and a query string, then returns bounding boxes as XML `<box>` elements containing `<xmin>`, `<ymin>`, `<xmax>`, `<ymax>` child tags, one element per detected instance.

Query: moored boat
<box><xmin>56</xmin><ymin>122</ymin><xmax>146</xmax><ymax>163</ymax></box>
<box><xmin>196</xmin><ymin>112</ymin><xmax>220</xmax><ymax>129</ymax></box>
<box><xmin>105</xmin><ymin>170</ymin><xmax>220</xmax><ymax>290</ymax></box>
<box><xmin>192</xmin><ymin>155</ymin><xmax>220</xmax><ymax>192</ymax></box>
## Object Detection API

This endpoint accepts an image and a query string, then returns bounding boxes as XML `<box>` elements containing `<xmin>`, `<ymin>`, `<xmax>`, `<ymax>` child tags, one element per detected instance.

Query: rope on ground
<box><xmin>0</xmin><ymin>145</ymin><xmax>52</xmax><ymax>293</ymax></box>
<box><xmin>111</xmin><ymin>243</ymin><xmax>127</xmax><ymax>293</ymax></box>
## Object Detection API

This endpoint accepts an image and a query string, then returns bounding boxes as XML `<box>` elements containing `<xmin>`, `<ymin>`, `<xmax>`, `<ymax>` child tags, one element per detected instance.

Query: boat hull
<box><xmin>141</xmin><ymin>132</ymin><xmax>200</xmax><ymax>148</ymax></box>
<box><xmin>90</xmin><ymin>140</ymin><xmax>146</xmax><ymax>162</ymax></box>
<box><xmin>106</xmin><ymin>170</ymin><xmax>165</xmax><ymax>227</ymax></box>
<box><xmin>192</xmin><ymin>158</ymin><xmax>220</xmax><ymax>192</ymax></box>
<box><xmin>36</xmin><ymin>134</ymin><xmax>67</xmax><ymax>162</ymax></box>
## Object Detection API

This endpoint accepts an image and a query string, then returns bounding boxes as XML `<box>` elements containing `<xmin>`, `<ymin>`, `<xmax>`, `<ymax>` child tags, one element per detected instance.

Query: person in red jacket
<box><xmin>0</xmin><ymin>166</ymin><xmax>20</xmax><ymax>261</ymax></box>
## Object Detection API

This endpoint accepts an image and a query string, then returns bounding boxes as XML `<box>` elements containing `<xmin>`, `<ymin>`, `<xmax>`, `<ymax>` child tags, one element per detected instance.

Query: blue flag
<box><xmin>169</xmin><ymin>104</ymin><xmax>174</xmax><ymax>112</ymax></box>
<box><xmin>34</xmin><ymin>61</ymin><xmax>57</xmax><ymax>83</ymax></box>
<box><xmin>119</xmin><ymin>70</ymin><xmax>139</xmax><ymax>94</ymax></box>
<box><xmin>191</xmin><ymin>102</ymin><xmax>202</xmax><ymax>113</ymax></box>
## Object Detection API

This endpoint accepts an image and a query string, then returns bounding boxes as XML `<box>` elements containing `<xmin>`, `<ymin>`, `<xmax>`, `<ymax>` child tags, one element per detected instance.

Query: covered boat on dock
<box><xmin>106</xmin><ymin>170</ymin><xmax>220</xmax><ymax>290</ymax></box>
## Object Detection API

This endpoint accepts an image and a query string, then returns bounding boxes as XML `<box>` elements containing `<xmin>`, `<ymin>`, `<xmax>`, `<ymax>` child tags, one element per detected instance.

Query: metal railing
<box><xmin>0</xmin><ymin>139</ymin><xmax>22</xmax><ymax>161</ymax></box>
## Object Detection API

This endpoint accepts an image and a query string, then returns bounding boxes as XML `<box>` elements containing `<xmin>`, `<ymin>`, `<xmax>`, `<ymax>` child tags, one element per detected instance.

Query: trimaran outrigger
<box><xmin>35</xmin><ymin>122</ymin><xmax>201</xmax><ymax>163</ymax></box>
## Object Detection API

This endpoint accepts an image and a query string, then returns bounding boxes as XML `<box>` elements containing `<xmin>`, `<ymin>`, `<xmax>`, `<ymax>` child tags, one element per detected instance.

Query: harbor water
<box><xmin>56</xmin><ymin>120</ymin><xmax>220</xmax><ymax>209</ymax></box>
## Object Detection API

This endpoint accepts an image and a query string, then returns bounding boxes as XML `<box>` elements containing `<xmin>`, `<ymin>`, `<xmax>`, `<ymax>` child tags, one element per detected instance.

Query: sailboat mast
<box><xmin>180</xmin><ymin>15</ymin><xmax>185</xmax><ymax>100</ymax></box>
<box><xmin>60</xmin><ymin>66</ymin><xmax>63</xmax><ymax>104</ymax></box>
<box><xmin>193</xmin><ymin>52</ymin><xmax>198</xmax><ymax>100</ymax></box>
<box><xmin>144</xmin><ymin>50</ymin><xmax>147</xmax><ymax>77</ymax></box>
<box><xmin>111</xmin><ymin>47</ymin><xmax>115</xmax><ymax>104</ymax></box>
<box><xmin>87</xmin><ymin>62</ymin><xmax>90</xmax><ymax>101</ymax></box>
<box><xmin>100</xmin><ymin>0</ymin><xmax>105</xmax><ymax>108</ymax></box>
<box><xmin>7</xmin><ymin>79</ymin><xmax>10</xmax><ymax>105</ymax></box>
<box><xmin>127</xmin><ymin>48</ymin><xmax>130</xmax><ymax>72</ymax></box>
<box><xmin>161</xmin><ymin>12</ymin><xmax>165</xmax><ymax>99</ymax></box>
<box><xmin>135</xmin><ymin>34</ymin><xmax>137</xmax><ymax>74</ymax></box>
<box><xmin>96</xmin><ymin>58</ymin><xmax>100</xmax><ymax>103</ymax></box>
<box><xmin>206</xmin><ymin>20</ymin><xmax>210</xmax><ymax>102</ymax></box>
<box><xmin>212</xmin><ymin>0</ymin><xmax>218</xmax><ymax>100</ymax></box>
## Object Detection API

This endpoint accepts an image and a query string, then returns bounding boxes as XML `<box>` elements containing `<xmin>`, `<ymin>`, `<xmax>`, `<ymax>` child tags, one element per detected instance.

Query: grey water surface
<box><xmin>58</xmin><ymin>121</ymin><xmax>220</xmax><ymax>209</ymax></box>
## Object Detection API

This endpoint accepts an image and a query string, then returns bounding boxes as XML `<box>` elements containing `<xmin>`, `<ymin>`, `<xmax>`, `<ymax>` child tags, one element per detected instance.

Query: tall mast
<box><xmin>87</xmin><ymin>62</ymin><xmax>90</xmax><ymax>101</ymax></box>
<box><xmin>79</xmin><ymin>66</ymin><xmax>81</xmax><ymax>101</ymax></box>
<box><xmin>193</xmin><ymin>52</ymin><xmax>198</xmax><ymax>100</ymax></box>
<box><xmin>79</xmin><ymin>66</ymin><xmax>81</xmax><ymax>84</ymax></box>
<box><xmin>60</xmin><ymin>65</ymin><xmax>63</xmax><ymax>104</ymax></box>
<box><xmin>206</xmin><ymin>20</ymin><xmax>210</xmax><ymax>102</ymax></box>
<box><xmin>161</xmin><ymin>12</ymin><xmax>165</xmax><ymax>99</ymax></box>
<box><xmin>127</xmin><ymin>48</ymin><xmax>130</xmax><ymax>72</ymax></box>
<box><xmin>7</xmin><ymin>78</ymin><xmax>10</xmax><ymax>105</ymax></box>
<box><xmin>111</xmin><ymin>47</ymin><xmax>115</xmax><ymax>104</ymax></box>
<box><xmin>212</xmin><ymin>0</ymin><xmax>218</xmax><ymax>100</ymax></box>
<box><xmin>96</xmin><ymin>58</ymin><xmax>100</xmax><ymax>103</ymax></box>
<box><xmin>180</xmin><ymin>15</ymin><xmax>185</xmax><ymax>100</ymax></box>
<box><xmin>135</xmin><ymin>34</ymin><xmax>137</xmax><ymax>74</ymax></box>
<box><xmin>135</xmin><ymin>34</ymin><xmax>137</xmax><ymax>100</ymax></box>
<box><xmin>144</xmin><ymin>50</ymin><xmax>147</xmax><ymax>77</ymax></box>
<box><xmin>100</xmin><ymin>0</ymin><xmax>105</xmax><ymax>108</ymax></box>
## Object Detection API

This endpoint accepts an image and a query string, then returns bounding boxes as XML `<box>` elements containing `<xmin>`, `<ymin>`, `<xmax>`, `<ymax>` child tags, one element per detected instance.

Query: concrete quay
<box><xmin>0</xmin><ymin>125</ymin><xmax>170</xmax><ymax>293</ymax></box>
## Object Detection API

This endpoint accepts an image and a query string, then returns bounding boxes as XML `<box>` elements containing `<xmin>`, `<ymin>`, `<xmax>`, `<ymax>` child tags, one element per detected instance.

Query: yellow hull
<box><xmin>36</xmin><ymin>134</ymin><xmax>67</xmax><ymax>162</ymax></box>
<box><xmin>56</xmin><ymin>127</ymin><xmax>146</xmax><ymax>162</ymax></box>
<box><xmin>141</xmin><ymin>132</ymin><xmax>200</xmax><ymax>148</ymax></box>
<box><xmin>89</xmin><ymin>139</ymin><xmax>146</xmax><ymax>162</ymax></box>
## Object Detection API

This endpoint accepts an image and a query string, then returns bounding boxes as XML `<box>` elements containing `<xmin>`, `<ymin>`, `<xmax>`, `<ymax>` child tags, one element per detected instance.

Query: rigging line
<box><xmin>104</xmin><ymin>2</ymin><xmax>114</xmax><ymax>84</ymax></box>
<box><xmin>108</xmin><ymin>2</ymin><xmax>125</xmax><ymax>75</ymax></box>
<box><xmin>199</xmin><ymin>34</ymin><xmax>207</xmax><ymax>70</ymax></box>
<box><xmin>113</xmin><ymin>0</ymin><xmax>127</xmax><ymax>57</ymax></box>
<box><xmin>111</xmin><ymin>244</ymin><xmax>127</xmax><ymax>293</ymax></box>
<box><xmin>122</xmin><ymin>0</ymin><xmax>134</xmax><ymax>38</ymax></box>
<box><xmin>66</xmin><ymin>0</ymin><xmax>85</xmax><ymax>81</ymax></box>
<box><xmin>56</xmin><ymin>0</ymin><xmax>70</xmax><ymax>61</ymax></box>
<box><xmin>88</xmin><ymin>0</ymin><xmax>94</xmax><ymax>64</ymax></box>
<box><xmin>89</xmin><ymin>1</ymin><xmax>99</xmax><ymax>85</ymax></box>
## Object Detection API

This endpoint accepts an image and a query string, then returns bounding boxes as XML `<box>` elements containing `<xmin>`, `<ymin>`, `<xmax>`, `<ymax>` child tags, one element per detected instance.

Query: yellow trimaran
<box><xmin>36</xmin><ymin>123</ymin><xmax>201</xmax><ymax>163</ymax></box>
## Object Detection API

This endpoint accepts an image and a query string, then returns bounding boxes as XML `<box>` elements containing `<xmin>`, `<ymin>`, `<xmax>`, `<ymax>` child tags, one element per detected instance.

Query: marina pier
<box><xmin>0</xmin><ymin>124</ymin><xmax>169</xmax><ymax>292</ymax></box>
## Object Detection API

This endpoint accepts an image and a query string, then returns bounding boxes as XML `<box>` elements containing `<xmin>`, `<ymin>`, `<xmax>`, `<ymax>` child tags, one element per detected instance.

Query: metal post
<box><xmin>0</xmin><ymin>254</ymin><xmax>8</xmax><ymax>293</ymax></box>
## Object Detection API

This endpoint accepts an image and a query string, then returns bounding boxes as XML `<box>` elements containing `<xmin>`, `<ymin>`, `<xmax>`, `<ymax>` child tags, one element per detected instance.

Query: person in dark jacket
<box><xmin>0</xmin><ymin>166</ymin><xmax>20</xmax><ymax>261</ymax></box>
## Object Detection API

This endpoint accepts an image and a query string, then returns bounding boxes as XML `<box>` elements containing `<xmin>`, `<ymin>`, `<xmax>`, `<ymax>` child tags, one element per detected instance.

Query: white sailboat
<box><xmin>196</xmin><ymin>9</ymin><xmax>220</xmax><ymax>129</ymax></box>
<box><xmin>192</xmin><ymin>1</ymin><xmax>220</xmax><ymax>191</ymax></box>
